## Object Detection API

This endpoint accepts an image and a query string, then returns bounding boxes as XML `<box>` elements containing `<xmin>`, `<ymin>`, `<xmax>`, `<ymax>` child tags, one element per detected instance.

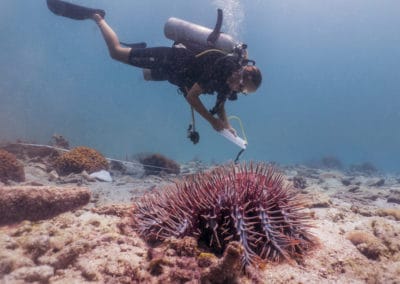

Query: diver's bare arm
<box><xmin>216</xmin><ymin>104</ymin><xmax>228</xmax><ymax>125</ymax></box>
<box><xmin>216</xmin><ymin>104</ymin><xmax>236</xmax><ymax>135</ymax></box>
<box><xmin>186</xmin><ymin>83</ymin><xmax>224</xmax><ymax>131</ymax></box>
<box><xmin>92</xmin><ymin>14</ymin><xmax>131</xmax><ymax>64</ymax></box>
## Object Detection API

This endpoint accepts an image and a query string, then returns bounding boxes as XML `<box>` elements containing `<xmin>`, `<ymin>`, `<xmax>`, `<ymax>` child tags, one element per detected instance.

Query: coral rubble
<box><xmin>0</xmin><ymin>149</ymin><xmax>25</xmax><ymax>183</ymax></box>
<box><xmin>1</xmin><ymin>143</ymin><xmax>60</xmax><ymax>162</ymax></box>
<box><xmin>0</xmin><ymin>186</ymin><xmax>90</xmax><ymax>225</ymax></box>
<box><xmin>132</xmin><ymin>163</ymin><xmax>316</xmax><ymax>270</ymax></box>
<box><xmin>54</xmin><ymin>146</ymin><xmax>108</xmax><ymax>175</ymax></box>
<box><xmin>346</xmin><ymin>230</ymin><xmax>388</xmax><ymax>260</ymax></box>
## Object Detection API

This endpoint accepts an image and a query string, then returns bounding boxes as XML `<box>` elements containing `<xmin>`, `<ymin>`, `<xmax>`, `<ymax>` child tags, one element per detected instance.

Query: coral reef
<box><xmin>132</xmin><ymin>163</ymin><xmax>315</xmax><ymax>270</ymax></box>
<box><xmin>54</xmin><ymin>146</ymin><xmax>108</xmax><ymax>175</ymax></box>
<box><xmin>0</xmin><ymin>149</ymin><xmax>25</xmax><ymax>183</ymax></box>
<box><xmin>1</xmin><ymin>155</ymin><xmax>400</xmax><ymax>283</ymax></box>
<box><xmin>138</xmin><ymin>153</ymin><xmax>180</xmax><ymax>176</ymax></box>
<box><xmin>0</xmin><ymin>186</ymin><xmax>90</xmax><ymax>225</ymax></box>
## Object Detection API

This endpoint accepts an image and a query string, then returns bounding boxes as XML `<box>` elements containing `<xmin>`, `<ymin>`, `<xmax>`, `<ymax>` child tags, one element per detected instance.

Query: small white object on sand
<box><xmin>89</xmin><ymin>170</ymin><xmax>113</xmax><ymax>182</ymax></box>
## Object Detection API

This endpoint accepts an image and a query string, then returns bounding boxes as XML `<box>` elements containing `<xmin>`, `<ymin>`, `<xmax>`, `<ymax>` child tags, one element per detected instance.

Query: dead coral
<box><xmin>146</xmin><ymin>237</ymin><xmax>201</xmax><ymax>282</ymax></box>
<box><xmin>1</xmin><ymin>143</ymin><xmax>60</xmax><ymax>162</ymax></box>
<box><xmin>0</xmin><ymin>149</ymin><xmax>25</xmax><ymax>183</ymax></box>
<box><xmin>54</xmin><ymin>146</ymin><xmax>108</xmax><ymax>175</ymax></box>
<box><xmin>0</xmin><ymin>186</ymin><xmax>90</xmax><ymax>226</ymax></box>
<box><xmin>200</xmin><ymin>241</ymin><xmax>244</xmax><ymax>284</ymax></box>
<box><xmin>139</xmin><ymin>153</ymin><xmax>180</xmax><ymax>176</ymax></box>
<box><xmin>376</xmin><ymin>208</ymin><xmax>400</xmax><ymax>221</ymax></box>
<box><xmin>371</xmin><ymin>219</ymin><xmax>400</xmax><ymax>257</ymax></box>
<box><xmin>346</xmin><ymin>230</ymin><xmax>388</xmax><ymax>260</ymax></box>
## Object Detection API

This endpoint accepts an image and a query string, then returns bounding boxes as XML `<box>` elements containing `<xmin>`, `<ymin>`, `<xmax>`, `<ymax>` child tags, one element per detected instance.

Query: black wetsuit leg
<box><xmin>129</xmin><ymin>47</ymin><xmax>195</xmax><ymax>85</ymax></box>
<box><xmin>129</xmin><ymin>47</ymin><xmax>175</xmax><ymax>69</ymax></box>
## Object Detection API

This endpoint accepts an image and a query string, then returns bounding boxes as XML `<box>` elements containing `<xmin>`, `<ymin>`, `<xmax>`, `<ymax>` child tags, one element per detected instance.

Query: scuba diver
<box><xmin>46</xmin><ymin>0</ymin><xmax>262</xmax><ymax>145</ymax></box>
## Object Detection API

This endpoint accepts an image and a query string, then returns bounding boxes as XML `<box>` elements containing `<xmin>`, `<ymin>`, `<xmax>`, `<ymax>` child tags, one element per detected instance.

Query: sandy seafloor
<box><xmin>0</xmin><ymin>143</ymin><xmax>399</xmax><ymax>283</ymax></box>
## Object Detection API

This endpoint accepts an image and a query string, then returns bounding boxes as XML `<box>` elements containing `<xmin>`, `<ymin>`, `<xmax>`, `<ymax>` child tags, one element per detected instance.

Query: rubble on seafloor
<box><xmin>0</xmin><ymin>142</ymin><xmax>399</xmax><ymax>283</ymax></box>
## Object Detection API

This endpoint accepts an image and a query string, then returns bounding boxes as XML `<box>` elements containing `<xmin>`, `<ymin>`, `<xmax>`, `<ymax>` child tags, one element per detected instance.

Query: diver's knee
<box><xmin>109</xmin><ymin>49</ymin><xmax>120</xmax><ymax>60</ymax></box>
<box><xmin>109</xmin><ymin>47</ymin><xmax>131</xmax><ymax>64</ymax></box>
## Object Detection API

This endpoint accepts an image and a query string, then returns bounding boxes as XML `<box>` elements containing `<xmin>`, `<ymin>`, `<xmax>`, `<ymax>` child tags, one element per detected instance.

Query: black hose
<box><xmin>207</xmin><ymin>9</ymin><xmax>223</xmax><ymax>45</ymax></box>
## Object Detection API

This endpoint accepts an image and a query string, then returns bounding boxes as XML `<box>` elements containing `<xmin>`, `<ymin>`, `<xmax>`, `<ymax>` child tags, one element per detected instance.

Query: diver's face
<box><xmin>228</xmin><ymin>67</ymin><xmax>258</xmax><ymax>95</ymax></box>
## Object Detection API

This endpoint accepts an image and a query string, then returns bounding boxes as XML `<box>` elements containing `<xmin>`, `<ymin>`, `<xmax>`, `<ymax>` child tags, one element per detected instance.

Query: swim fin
<box><xmin>46</xmin><ymin>0</ymin><xmax>105</xmax><ymax>20</ymax></box>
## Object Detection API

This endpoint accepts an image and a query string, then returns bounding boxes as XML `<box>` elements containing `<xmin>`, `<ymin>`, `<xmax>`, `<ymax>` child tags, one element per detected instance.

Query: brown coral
<box><xmin>138</xmin><ymin>153</ymin><xmax>180</xmax><ymax>176</ymax></box>
<box><xmin>54</xmin><ymin>146</ymin><xmax>108</xmax><ymax>175</ymax></box>
<box><xmin>0</xmin><ymin>149</ymin><xmax>25</xmax><ymax>183</ymax></box>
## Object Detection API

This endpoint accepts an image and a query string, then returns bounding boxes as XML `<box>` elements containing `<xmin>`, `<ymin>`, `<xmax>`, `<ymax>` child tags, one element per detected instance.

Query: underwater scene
<box><xmin>0</xmin><ymin>0</ymin><xmax>399</xmax><ymax>283</ymax></box>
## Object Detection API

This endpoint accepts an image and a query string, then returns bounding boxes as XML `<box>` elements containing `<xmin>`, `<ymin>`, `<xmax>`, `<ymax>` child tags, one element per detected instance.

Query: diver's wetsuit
<box><xmin>129</xmin><ymin>47</ymin><xmax>240</xmax><ymax>110</ymax></box>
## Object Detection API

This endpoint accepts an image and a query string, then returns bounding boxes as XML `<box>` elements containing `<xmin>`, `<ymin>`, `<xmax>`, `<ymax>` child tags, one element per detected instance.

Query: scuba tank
<box><xmin>163</xmin><ymin>9</ymin><xmax>250</xmax><ymax>66</ymax></box>
<box><xmin>164</xmin><ymin>16</ymin><xmax>239</xmax><ymax>53</ymax></box>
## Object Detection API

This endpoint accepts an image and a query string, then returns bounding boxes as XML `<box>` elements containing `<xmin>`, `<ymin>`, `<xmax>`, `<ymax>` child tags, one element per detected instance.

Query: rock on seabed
<box><xmin>0</xmin><ymin>186</ymin><xmax>90</xmax><ymax>225</ymax></box>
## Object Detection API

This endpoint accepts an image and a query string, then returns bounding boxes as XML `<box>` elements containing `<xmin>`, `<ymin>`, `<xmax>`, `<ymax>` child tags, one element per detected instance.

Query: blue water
<box><xmin>0</xmin><ymin>0</ymin><xmax>399</xmax><ymax>172</ymax></box>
